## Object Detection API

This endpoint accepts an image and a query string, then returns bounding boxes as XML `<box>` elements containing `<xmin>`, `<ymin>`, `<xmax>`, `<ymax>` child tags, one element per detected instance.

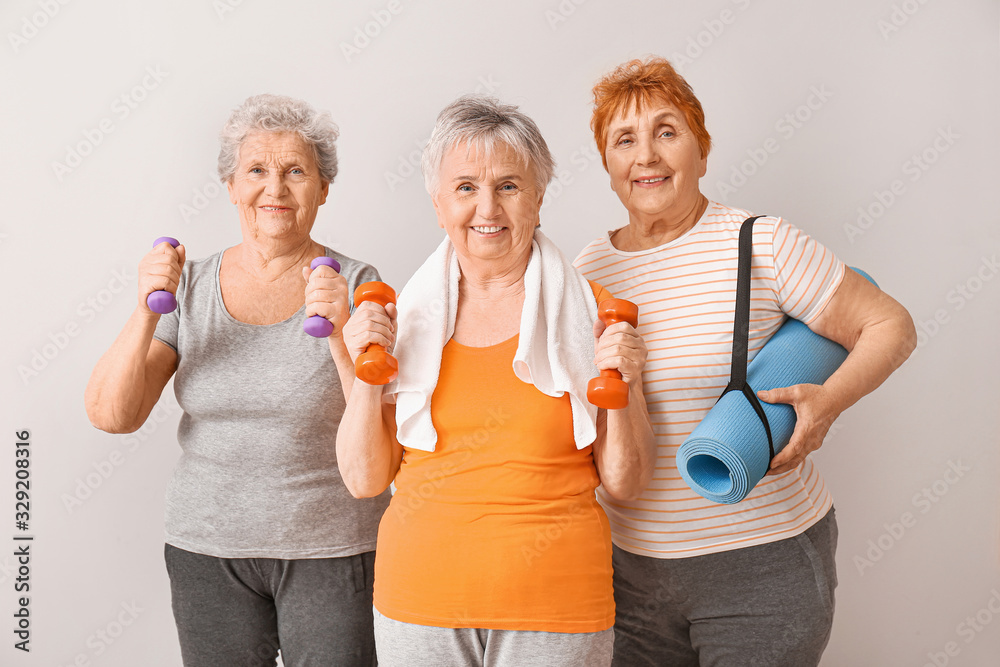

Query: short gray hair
<box><xmin>421</xmin><ymin>95</ymin><xmax>556</xmax><ymax>195</ymax></box>
<box><xmin>217</xmin><ymin>94</ymin><xmax>339</xmax><ymax>183</ymax></box>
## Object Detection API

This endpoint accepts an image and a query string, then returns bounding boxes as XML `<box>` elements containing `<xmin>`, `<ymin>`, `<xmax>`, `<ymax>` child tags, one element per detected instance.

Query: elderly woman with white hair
<box><xmin>335</xmin><ymin>95</ymin><xmax>656</xmax><ymax>667</ymax></box>
<box><xmin>85</xmin><ymin>94</ymin><xmax>387</xmax><ymax>666</ymax></box>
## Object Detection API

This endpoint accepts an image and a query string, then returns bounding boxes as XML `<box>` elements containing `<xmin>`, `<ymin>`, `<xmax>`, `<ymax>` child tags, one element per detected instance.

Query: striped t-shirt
<box><xmin>573</xmin><ymin>201</ymin><xmax>846</xmax><ymax>558</ymax></box>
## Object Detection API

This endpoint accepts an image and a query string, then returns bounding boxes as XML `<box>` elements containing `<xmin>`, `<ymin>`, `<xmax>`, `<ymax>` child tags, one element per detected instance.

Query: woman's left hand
<box><xmin>302</xmin><ymin>262</ymin><xmax>351</xmax><ymax>336</ymax></box>
<box><xmin>594</xmin><ymin>318</ymin><xmax>647</xmax><ymax>387</ymax></box>
<box><xmin>758</xmin><ymin>383</ymin><xmax>842</xmax><ymax>475</ymax></box>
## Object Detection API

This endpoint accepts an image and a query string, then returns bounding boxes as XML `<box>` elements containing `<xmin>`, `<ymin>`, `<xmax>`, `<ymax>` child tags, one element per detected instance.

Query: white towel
<box><xmin>387</xmin><ymin>230</ymin><xmax>601</xmax><ymax>452</ymax></box>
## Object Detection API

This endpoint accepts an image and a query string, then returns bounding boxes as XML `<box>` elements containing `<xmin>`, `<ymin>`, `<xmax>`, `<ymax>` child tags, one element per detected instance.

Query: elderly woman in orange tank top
<box><xmin>335</xmin><ymin>95</ymin><xmax>656</xmax><ymax>667</ymax></box>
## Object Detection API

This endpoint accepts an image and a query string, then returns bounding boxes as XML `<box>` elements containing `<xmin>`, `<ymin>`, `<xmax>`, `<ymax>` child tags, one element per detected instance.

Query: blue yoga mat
<box><xmin>677</xmin><ymin>268</ymin><xmax>876</xmax><ymax>504</ymax></box>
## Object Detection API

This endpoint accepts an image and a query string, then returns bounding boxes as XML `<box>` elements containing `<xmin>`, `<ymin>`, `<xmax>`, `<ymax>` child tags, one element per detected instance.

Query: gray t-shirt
<box><xmin>153</xmin><ymin>247</ymin><xmax>390</xmax><ymax>559</ymax></box>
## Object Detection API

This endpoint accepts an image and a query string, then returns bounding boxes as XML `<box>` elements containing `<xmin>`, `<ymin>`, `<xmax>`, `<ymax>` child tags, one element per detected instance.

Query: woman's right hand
<box><xmin>138</xmin><ymin>240</ymin><xmax>185</xmax><ymax>314</ymax></box>
<box><xmin>342</xmin><ymin>299</ymin><xmax>397</xmax><ymax>365</ymax></box>
<box><xmin>593</xmin><ymin>317</ymin><xmax>647</xmax><ymax>388</ymax></box>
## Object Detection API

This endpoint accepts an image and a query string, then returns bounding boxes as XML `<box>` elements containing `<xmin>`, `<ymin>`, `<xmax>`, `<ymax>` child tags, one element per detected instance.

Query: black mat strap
<box><xmin>717</xmin><ymin>216</ymin><xmax>775</xmax><ymax>461</ymax></box>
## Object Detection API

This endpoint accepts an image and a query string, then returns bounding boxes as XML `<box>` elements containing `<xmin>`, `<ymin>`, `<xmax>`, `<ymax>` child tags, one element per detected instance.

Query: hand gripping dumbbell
<box><xmin>147</xmin><ymin>237</ymin><xmax>180</xmax><ymax>314</ymax></box>
<box><xmin>303</xmin><ymin>257</ymin><xmax>343</xmax><ymax>337</ymax></box>
<box><xmin>586</xmin><ymin>298</ymin><xmax>640</xmax><ymax>410</ymax></box>
<box><xmin>353</xmin><ymin>282</ymin><xmax>399</xmax><ymax>385</ymax></box>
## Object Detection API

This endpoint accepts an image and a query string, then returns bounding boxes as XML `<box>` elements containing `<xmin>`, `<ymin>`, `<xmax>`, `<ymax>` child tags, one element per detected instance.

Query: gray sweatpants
<box><xmin>164</xmin><ymin>544</ymin><xmax>377</xmax><ymax>667</ymax></box>
<box><xmin>611</xmin><ymin>508</ymin><xmax>839</xmax><ymax>667</ymax></box>
<box><xmin>373</xmin><ymin>608</ymin><xmax>614</xmax><ymax>667</ymax></box>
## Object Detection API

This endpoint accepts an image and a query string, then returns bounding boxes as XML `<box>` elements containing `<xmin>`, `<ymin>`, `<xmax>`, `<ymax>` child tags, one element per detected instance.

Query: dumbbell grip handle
<box><xmin>303</xmin><ymin>257</ymin><xmax>342</xmax><ymax>338</ymax></box>
<box><xmin>353</xmin><ymin>281</ymin><xmax>399</xmax><ymax>385</ymax></box>
<box><xmin>587</xmin><ymin>297</ymin><xmax>639</xmax><ymax>409</ymax></box>
<box><xmin>147</xmin><ymin>237</ymin><xmax>179</xmax><ymax>314</ymax></box>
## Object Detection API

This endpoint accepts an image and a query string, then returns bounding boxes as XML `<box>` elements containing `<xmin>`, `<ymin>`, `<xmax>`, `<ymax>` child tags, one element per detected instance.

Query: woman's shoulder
<box><xmin>576</xmin><ymin>232</ymin><xmax>612</xmax><ymax>253</ymax></box>
<box><xmin>704</xmin><ymin>201</ymin><xmax>781</xmax><ymax>227</ymax></box>
<box><xmin>323</xmin><ymin>248</ymin><xmax>382</xmax><ymax>284</ymax></box>
<box><xmin>573</xmin><ymin>233</ymin><xmax>616</xmax><ymax>270</ymax></box>
<box><xmin>177</xmin><ymin>250</ymin><xmax>223</xmax><ymax>288</ymax></box>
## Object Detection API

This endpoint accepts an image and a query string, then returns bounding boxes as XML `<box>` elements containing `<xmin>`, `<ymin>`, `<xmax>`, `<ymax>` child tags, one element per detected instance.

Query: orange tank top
<box><xmin>374</xmin><ymin>288</ymin><xmax>615</xmax><ymax>632</ymax></box>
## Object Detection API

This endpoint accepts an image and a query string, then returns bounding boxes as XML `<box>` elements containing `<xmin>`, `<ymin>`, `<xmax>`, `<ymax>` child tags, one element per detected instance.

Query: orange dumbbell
<box><xmin>354</xmin><ymin>282</ymin><xmax>399</xmax><ymax>385</ymax></box>
<box><xmin>587</xmin><ymin>298</ymin><xmax>639</xmax><ymax>410</ymax></box>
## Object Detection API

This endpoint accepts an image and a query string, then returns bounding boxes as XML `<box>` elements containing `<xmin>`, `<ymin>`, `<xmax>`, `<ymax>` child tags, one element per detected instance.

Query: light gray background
<box><xmin>1</xmin><ymin>1</ymin><xmax>998</xmax><ymax>665</ymax></box>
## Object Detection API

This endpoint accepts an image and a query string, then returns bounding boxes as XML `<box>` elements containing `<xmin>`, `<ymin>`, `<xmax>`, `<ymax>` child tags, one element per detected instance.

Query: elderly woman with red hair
<box><xmin>573</xmin><ymin>58</ymin><xmax>916</xmax><ymax>666</ymax></box>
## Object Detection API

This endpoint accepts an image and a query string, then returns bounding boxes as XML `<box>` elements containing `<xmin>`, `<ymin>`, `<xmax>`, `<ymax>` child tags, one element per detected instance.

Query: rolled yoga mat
<box><xmin>677</xmin><ymin>268</ymin><xmax>877</xmax><ymax>504</ymax></box>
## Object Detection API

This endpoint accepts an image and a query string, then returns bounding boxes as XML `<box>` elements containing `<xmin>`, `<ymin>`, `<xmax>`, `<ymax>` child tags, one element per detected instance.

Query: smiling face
<box><xmin>604</xmin><ymin>99</ymin><xmax>707</xmax><ymax>227</ymax></box>
<box><xmin>227</xmin><ymin>131</ymin><xmax>329</xmax><ymax>244</ymax></box>
<box><xmin>432</xmin><ymin>141</ymin><xmax>544</xmax><ymax>274</ymax></box>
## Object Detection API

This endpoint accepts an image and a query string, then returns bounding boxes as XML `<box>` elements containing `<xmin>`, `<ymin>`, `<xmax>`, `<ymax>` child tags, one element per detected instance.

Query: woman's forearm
<box><xmin>85</xmin><ymin>307</ymin><xmax>175</xmax><ymax>433</ymax></box>
<box><xmin>328</xmin><ymin>333</ymin><xmax>357</xmax><ymax>402</ymax></box>
<box><xmin>791</xmin><ymin>273</ymin><xmax>918</xmax><ymax>422</ymax></box>
<box><xmin>336</xmin><ymin>382</ymin><xmax>402</xmax><ymax>498</ymax></box>
<box><xmin>596</xmin><ymin>382</ymin><xmax>656</xmax><ymax>501</ymax></box>
<box><xmin>761</xmin><ymin>282</ymin><xmax>917</xmax><ymax>474</ymax></box>
<box><xmin>817</xmin><ymin>303</ymin><xmax>917</xmax><ymax>417</ymax></box>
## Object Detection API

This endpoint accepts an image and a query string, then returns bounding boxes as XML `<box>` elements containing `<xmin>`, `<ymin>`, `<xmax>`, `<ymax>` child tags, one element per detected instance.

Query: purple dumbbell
<box><xmin>303</xmin><ymin>256</ymin><xmax>342</xmax><ymax>338</ymax></box>
<box><xmin>147</xmin><ymin>237</ymin><xmax>180</xmax><ymax>314</ymax></box>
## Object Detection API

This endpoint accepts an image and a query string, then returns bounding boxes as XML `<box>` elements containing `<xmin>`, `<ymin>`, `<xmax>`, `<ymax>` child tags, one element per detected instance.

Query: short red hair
<box><xmin>591</xmin><ymin>57</ymin><xmax>712</xmax><ymax>169</ymax></box>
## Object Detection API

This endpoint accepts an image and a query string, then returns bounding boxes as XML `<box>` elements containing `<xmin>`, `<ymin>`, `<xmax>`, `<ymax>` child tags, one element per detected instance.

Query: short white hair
<box><xmin>421</xmin><ymin>95</ymin><xmax>556</xmax><ymax>195</ymax></box>
<box><xmin>218</xmin><ymin>94</ymin><xmax>339</xmax><ymax>183</ymax></box>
